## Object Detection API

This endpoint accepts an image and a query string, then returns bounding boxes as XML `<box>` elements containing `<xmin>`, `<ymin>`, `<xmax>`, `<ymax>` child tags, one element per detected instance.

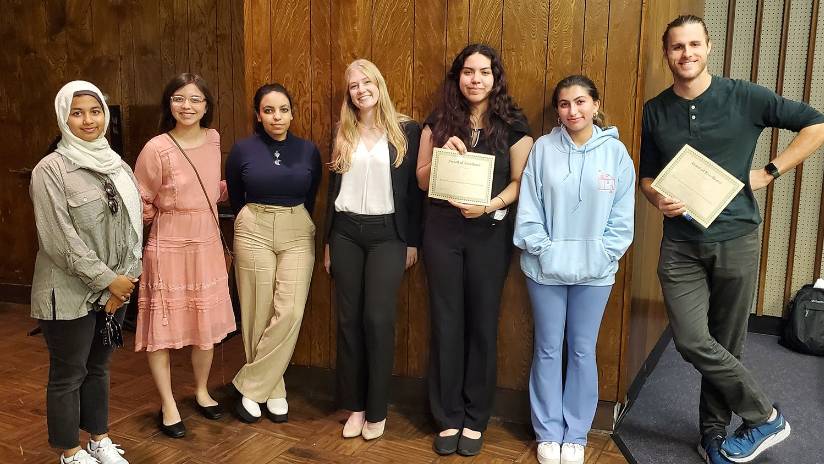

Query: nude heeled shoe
<box><xmin>342</xmin><ymin>413</ymin><xmax>365</xmax><ymax>438</ymax></box>
<box><xmin>361</xmin><ymin>419</ymin><xmax>386</xmax><ymax>440</ymax></box>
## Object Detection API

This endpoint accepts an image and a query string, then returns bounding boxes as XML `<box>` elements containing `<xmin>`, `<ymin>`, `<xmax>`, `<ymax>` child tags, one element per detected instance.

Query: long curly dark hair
<box><xmin>430</xmin><ymin>43</ymin><xmax>527</xmax><ymax>156</ymax></box>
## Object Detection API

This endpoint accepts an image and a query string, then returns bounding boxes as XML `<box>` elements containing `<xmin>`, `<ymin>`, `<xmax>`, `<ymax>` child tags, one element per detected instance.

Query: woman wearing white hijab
<box><xmin>29</xmin><ymin>80</ymin><xmax>142</xmax><ymax>464</ymax></box>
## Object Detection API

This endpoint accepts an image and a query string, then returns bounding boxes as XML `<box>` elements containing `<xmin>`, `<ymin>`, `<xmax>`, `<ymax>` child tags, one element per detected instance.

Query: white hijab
<box><xmin>54</xmin><ymin>80</ymin><xmax>143</xmax><ymax>264</ymax></box>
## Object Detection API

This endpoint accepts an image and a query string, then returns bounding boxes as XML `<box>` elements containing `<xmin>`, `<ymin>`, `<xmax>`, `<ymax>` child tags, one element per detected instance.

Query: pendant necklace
<box><xmin>470</xmin><ymin>128</ymin><xmax>481</xmax><ymax>148</ymax></box>
<box><xmin>273</xmin><ymin>150</ymin><xmax>282</xmax><ymax>166</ymax></box>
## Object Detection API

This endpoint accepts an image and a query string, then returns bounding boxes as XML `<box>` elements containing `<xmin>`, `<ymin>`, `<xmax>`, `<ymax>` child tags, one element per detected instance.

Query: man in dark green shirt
<box><xmin>639</xmin><ymin>15</ymin><xmax>824</xmax><ymax>464</ymax></box>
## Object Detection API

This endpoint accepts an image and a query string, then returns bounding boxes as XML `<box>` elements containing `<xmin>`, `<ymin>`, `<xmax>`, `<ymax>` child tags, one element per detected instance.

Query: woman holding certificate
<box><xmin>513</xmin><ymin>75</ymin><xmax>635</xmax><ymax>464</ymax></box>
<box><xmin>323</xmin><ymin>59</ymin><xmax>423</xmax><ymax>440</ymax></box>
<box><xmin>416</xmin><ymin>43</ymin><xmax>533</xmax><ymax>456</ymax></box>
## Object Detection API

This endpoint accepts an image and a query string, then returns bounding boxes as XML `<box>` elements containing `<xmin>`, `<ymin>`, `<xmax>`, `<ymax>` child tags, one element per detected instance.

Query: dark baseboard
<box><xmin>618</xmin><ymin>325</ymin><xmax>673</xmax><ymax>426</ymax></box>
<box><xmin>748</xmin><ymin>314</ymin><xmax>783</xmax><ymax>336</ymax></box>
<box><xmin>0</xmin><ymin>283</ymin><xmax>31</xmax><ymax>304</ymax></box>
<box><xmin>282</xmin><ymin>365</ymin><xmax>616</xmax><ymax>432</ymax></box>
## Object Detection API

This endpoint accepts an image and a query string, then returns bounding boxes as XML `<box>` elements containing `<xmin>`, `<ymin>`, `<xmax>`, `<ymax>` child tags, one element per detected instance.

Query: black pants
<box><xmin>658</xmin><ymin>229</ymin><xmax>772</xmax><ymax>437</ymax></box>
<box><xmin>330</xmin><ymin>212</ymin><xmax>406</xmax><ymax>423</ymax></box>
<box><xmin>39</xmin><ymin>307</ymin><xmax>125</xmax><ymax>449</ymax></box>
<box><xmin>423</xmin><ymin>203</ymin><xmax>512</xmax><ymax>432</ymax></box>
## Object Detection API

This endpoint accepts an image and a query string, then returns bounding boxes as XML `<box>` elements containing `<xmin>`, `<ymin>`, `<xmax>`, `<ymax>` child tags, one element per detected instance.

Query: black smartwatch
<box><xmin>764</xmin><ymin>162</ymin><xmax>781</xmax><ymax>179</ymax></box>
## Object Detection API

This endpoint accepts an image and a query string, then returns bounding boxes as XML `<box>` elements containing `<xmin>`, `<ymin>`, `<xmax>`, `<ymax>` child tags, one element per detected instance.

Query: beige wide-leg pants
<box><xmin>232</xmin><ymin>203</ymin><xmax>315</xmax><ymax>403</ymax></box>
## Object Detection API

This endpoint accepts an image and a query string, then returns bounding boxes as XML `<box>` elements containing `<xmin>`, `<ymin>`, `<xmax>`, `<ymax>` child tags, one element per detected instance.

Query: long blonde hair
<box><xmin>331</xmin><ymin>59</ymin><xmax>409</xmax><ymax>173</ymax></box>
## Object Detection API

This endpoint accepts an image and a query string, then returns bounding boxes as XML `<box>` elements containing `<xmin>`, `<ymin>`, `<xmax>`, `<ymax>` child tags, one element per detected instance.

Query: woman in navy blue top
<box><xmin>225</xmin><ymin>83</ymin><xmax>321</xmax><ymax>424</ymax></box>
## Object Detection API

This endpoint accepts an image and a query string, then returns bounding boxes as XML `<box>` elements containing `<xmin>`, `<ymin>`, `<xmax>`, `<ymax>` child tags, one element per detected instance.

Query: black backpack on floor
<box><xmin>780</xmin><ymin>284</ymin><xmax>824</xmax><ymax>356</ymax></box>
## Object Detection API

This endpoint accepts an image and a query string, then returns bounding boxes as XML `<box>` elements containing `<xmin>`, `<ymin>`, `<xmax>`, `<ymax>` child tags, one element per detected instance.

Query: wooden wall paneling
<box><xmin>175</xmin><ymin>0</ymin><xmax>190</xmax><ymax>75</ymax></box>
<box><xmin>217</xmin><ymin>0</ymin><xmax>237</xmax><ymax>161</ymax></box>
<box><xmin>723</xmin><ymin>0</ymin><xmax>737</xmax><ymax>77</ymax></box>
<box><xmin>582</xmin><ymin>0</ymin><xmax>610</xmax><ymax>93</ymax></box>
<box><xmin>232</xmin><ymin>0</ymin><xmax>249</xmax><ymax>141</ymax></box>
<box><xmin>188</xmin><ymin>0</ymin><xmax>219</xmax><ymax>130</ymax></box>
<box><xmin>309</xmin><ymin>0</ymin><xmax>333</xmax><ymax>369</ymax></box>
<box><xmin>116</xmin><ymin>0</ymin><xmax>136</xmax><ymax>163</ymax></box>
<box><xmin>244</xmin><ymin>0</ymin><xmax>271</xmax><ymax>139</ymax></box>
<box><xmin>330</xmin><ymin>0</ymin><xmax>373</xmax><ymax>128</ymax></box>
<box><xmin>468</xmin><ymin>0</ymin><xmax>503</xmax><ymax>49</ymax></box>
<box><xmin>127</xmin><ymin>0</ymin><xmax>164</xmax><ymax>163</ymax></box>
<box><xmin>159</xmin><ymin>0</ymin><xmax>178</xmax><ymax>83</ymax></box>
<box><xmin>267</xmin><ymin>0</ymin><xmax>314</xmax><ymax>366</ymax></box>
<box><xmin>598</xmin><ymin>0</ymin><xmax>642</xmax><ymax>402</ymax></box>
<box><xmin>755</xmin><ymin>0</ymin><xmax>791</xmax><ymax>316</ymax></box>
<box><xmin>65</xmin><ymin>0</ymin><xmax>93</xmax><ymax>80</ymax></box>
<box><xmin>90</xmin><ymin>0</ymin><xmax>123</xmax><ymax>105</ymax></box>
<box><xmin>371</xmin><ymin>0</ymin><xmax>415</xmax><ymax>376</ymax></box>
<box><xmin>407</xmin><ymin>0</ymin><xmax>448</xmax><ymax>378</ymax></box>
<box><xmin>445</xmin><ymin>0</ymin><xmax>470</xmax><ymax>62</ymax></box>
<box><xmin>494</xmin><ymin>0</ymin><xmax>550</xmax><ymax>391</ymax></box>
<box><xmin>0</xmin><ymin>2</ymin><xmax>53</xmax><ymax>286</ymax></box>
<box><xmin>542</xmin><ymin>0</ymin><xmax>585</xmax><ymax>134</ymax></box>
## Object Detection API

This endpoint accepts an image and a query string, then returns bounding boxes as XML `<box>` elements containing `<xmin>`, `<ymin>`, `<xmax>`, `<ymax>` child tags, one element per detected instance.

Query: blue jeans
<box><xmin>526</xmin><ymin>279</ymin><xmax>612</xmax><ymax>445</ymax></box>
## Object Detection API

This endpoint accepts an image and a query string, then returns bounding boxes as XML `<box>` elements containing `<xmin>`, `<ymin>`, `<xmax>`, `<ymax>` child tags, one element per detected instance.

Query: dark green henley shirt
<box><xmin>640</xmin><ymin>75</ymin><xmax>824</xmax><ymax>242</ymax></box>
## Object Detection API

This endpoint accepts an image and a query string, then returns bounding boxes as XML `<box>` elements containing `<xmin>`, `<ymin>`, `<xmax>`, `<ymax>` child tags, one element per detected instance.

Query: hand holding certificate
<box><xmin>428</xmin><ymin>147</ymin><xmax>495</xmax><ymax>206</ymax></box>
<box><xmin>651</xmin><ymin>144</ymin><xmax>744</xmax><ymax>229</ymax></box>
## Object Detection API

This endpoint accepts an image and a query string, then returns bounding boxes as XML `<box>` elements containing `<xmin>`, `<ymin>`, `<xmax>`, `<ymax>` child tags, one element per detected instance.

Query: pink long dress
<box><xmin>134</xmin><ymin>129</ymin><xmax>236</xmax><ymax>352</ymax></box>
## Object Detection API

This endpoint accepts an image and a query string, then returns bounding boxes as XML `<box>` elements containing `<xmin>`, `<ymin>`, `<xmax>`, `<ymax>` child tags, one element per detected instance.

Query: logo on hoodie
<box><xmin>598</xmin><ymin>171</ymin><xmax>616</xmax><ymax>193</ymax></box>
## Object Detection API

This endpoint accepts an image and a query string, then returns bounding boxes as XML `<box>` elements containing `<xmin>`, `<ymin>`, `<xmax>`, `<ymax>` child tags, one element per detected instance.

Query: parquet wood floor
<box><xmin>0</xmin><ymin>303</ymin><xmax>627</xmax><ymax>463</ymax></box>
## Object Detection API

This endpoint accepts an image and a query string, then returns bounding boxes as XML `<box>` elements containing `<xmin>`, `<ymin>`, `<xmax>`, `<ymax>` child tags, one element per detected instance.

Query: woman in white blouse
<box><xmin>322</xmin><ymin>59</ymin><xmax>423</xmax><ymax>441</ymax></box>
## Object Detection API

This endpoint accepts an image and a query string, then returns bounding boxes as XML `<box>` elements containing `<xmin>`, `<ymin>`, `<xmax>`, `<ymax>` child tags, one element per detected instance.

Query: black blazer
<box><xmin>323</xmin><ymin>120</ymin><xmax>424</xmax><ymax>247</ymax></box>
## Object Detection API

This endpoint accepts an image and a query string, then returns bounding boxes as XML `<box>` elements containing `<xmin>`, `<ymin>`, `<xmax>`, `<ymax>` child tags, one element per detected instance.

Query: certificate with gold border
<box><xmin>651</xmin><ymin>144</ymin><xmax>744</xmax><ymax>229</ymax></box>
<box><xmin>428</xmin><ymin>148</ymin><xmax>495</xmax><ymax>206</ymax></box>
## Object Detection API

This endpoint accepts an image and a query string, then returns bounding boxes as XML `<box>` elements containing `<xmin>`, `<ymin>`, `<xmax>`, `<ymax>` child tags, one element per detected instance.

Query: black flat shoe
<box><xmin>457</xmin><ymin>433</ymin><xmax>483</xmax><ymax>456</ymax></box>
<box><xmin>158</xmin><ymin>411</ymin><xmax>186</xmax><ymax>438</ymax></box>
<box><xmin>196</xmin><ymin>401</ymin><xmax>224</xmax><ymax>420</ymax></box>
<box><xmin>264</xmin><ymin>408</ymin><xmax>287</xmax><ymax>423</ymax></box>
<box><xmin>433</xmin><ymin>432</ymin><xmax>460</xmax><ymax>455</ymax></box>
<box><xmin>235</xmin><ymin>398</ymin><xmax>261</xmax><ymax>424</ymax></box>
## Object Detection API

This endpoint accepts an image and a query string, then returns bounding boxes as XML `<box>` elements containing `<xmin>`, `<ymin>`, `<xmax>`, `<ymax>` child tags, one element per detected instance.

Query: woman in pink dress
<box><xmin>134</xmin><ymin>73</ymin><xmax>236</xmax><ymax>438</ymax></box>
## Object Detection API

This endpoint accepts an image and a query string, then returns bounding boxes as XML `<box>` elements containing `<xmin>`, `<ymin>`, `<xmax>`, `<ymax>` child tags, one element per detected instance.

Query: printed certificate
<box><xmin>428</xmin><ymin>148</ymin><xmax>495</xmax><ymax>206</ymax></box>
<box><xmin>651</xmin><ymin>144</ymin><xmax>744</xmax><ymax>229</ymax></box>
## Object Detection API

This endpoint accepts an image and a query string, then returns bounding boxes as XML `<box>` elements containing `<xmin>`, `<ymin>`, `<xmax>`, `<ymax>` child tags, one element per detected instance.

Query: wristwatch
<box><xmin>764</xmin><ymin>162</ymin><xmax>781</xmax><ymax>179</ymax></box>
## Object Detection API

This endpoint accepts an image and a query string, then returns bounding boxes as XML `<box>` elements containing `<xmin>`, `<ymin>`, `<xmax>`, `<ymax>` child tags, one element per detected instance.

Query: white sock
<box><xmin>768</xmin><ymin>408</ymin><xmax>778</xmax><ymax>422</ymax></box>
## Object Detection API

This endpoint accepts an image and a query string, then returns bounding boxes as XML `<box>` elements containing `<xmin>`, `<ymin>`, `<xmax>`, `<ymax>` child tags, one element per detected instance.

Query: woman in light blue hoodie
<box><xmin>513</xmin><ymin>75</ymin><xmax>635</xmax><ymax>464</ymax></box>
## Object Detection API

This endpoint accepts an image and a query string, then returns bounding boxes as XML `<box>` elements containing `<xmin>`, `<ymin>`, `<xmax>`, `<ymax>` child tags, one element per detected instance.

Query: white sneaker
<box><xmin>87</xmin><ymin>437</ymin><xmax>128</xmax><ymax>464</ymax></box>
<box><xmin>537</xmin><ymin>441</ymin><xmax>561</xmax><ymax>464</ymax></box>
<box><xmin>60</xmin><ymin>449</ymin><xmax>99</xmax><ymax>464</ymax></box>
<box><xmin>266</xmin><ymin>397</ymin><xmax>288</xmax><ymax>415</ymax></box>
<box><xmin>560</xmin><ymin>443</ymin><xmax>585</xmax><ymax>464</ymax></box>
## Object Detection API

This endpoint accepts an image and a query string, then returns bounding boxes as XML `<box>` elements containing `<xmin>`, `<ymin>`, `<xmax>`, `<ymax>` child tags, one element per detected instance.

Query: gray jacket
<box><xmin>29</xmin><ymin>152</ymin><xmax>143</xmax><ymax>320</ymax></box>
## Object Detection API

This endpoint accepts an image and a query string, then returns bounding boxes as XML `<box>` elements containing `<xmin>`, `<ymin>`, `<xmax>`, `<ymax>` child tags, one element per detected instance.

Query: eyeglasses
<box><xmin>170</xmin><ymin>95</ymin><xmax>206</xmax><ymax>105</ymax></box>
<box><xmin>102</xmin><ymin>180</ymin><xmax>119</xmax><ymax>214</ymax></box>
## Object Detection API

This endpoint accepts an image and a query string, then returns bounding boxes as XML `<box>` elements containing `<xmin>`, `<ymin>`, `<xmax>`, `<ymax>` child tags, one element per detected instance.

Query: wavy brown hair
<box><xmin>429</xmin><ymin>43</ymin><xmax>527</xmax><ymax>156</ymax></box>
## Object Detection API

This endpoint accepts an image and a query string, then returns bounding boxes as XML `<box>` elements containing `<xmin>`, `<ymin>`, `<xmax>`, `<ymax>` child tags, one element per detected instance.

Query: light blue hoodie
<box><xmin>513</xmin><ymin>125</ymin><xmax>635</xmax><ymax>286</ymax></box>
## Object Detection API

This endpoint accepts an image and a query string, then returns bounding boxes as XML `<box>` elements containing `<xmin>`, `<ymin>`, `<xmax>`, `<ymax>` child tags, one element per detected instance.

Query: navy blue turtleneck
<box><xmin>225</xmin><ymin>130</ymin><xmax>322</xmax><ymax>216</ymax></box>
